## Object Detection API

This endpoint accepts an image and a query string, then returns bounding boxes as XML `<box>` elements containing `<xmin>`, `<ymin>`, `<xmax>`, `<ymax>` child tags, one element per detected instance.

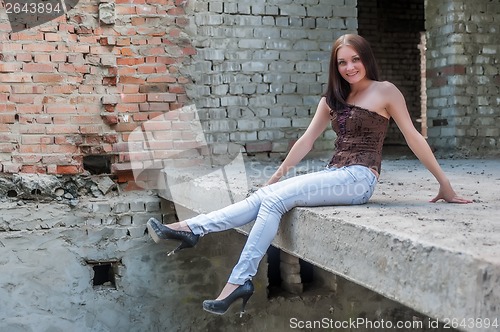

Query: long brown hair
<box><xmin>323</xmin><ymin>34</ymin><xmax>380</xmax><ymax>111</ymax></box>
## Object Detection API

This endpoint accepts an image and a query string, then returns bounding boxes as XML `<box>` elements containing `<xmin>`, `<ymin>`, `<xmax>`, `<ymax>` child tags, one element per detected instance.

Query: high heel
<box><xmin>146</xmin><ymin>217</ymin><xmax>199</xmax><ymax>256</ymax></box>
<box><xmin>202</xmin><ymin>280</ymin><xmax>254</xmax><ymax>317</ymax></box>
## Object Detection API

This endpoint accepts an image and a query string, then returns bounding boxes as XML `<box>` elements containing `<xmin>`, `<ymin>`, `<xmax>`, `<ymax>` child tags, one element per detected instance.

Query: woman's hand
<box><xmin>430</xmin><ymin>183</ymin><xmax>473</xmax><ymax>204</ymax></box>
<box><xmin>264</xmin><ymin>174</ymin><xmax>280</xmax><ymax>187</ymax></box>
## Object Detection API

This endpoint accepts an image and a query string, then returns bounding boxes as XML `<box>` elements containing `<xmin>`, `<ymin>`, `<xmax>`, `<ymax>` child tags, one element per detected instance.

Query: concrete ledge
<box><xmin>159</xmin><ymin>158</ymin><xmax>500</xmax><ymax>332</ymax></box>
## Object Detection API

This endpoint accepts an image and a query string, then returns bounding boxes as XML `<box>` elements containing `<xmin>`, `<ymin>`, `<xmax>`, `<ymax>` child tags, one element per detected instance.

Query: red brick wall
<box><xmin>0</xmin><ymin>0</ymin><xmax>194</xmax><ymax>180</ymax></box>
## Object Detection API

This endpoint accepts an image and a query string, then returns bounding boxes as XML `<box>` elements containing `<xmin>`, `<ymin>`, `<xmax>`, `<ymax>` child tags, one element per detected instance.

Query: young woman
<box><xmin>147</xmin><ymin>34</ymin><xmax>472</xmax><ymax>316</ymax></box>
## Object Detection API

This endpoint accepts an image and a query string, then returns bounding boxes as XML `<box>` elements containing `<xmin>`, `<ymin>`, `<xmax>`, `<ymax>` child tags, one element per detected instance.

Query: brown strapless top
<box><xmin>328</xmin><ymin>104</ymin><xmax>389</xmax><ymax>174</ymax></box>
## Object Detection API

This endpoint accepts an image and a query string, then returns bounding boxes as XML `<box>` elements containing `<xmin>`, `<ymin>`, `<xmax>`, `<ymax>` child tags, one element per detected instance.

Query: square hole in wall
<box><xmin>83</xmin><ymin>155</ymin><xmax>112</xmax><ymax>175</ymax></box>
<box><xmin>87</xmin><ymin>260</ymin><xmax>119</xmax><ymax>290</ymax></box>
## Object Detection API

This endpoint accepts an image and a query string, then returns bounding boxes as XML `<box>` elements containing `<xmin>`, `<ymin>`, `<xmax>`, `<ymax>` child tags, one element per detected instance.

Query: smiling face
<box><xmin>336</xmin><ymin>45</ymin><xmax>367</xmax><ymax>85</ymax></box>
<box><xmin>324</xmin><ymin>34</ymin><xmax>380</xmax><ymax>110</ymax></box>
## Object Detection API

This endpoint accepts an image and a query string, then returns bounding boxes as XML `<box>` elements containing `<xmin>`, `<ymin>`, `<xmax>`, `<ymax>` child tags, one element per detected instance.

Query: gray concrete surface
<box><xmin>159</xmin><ymin>157</ymin><xmax>500</xmax><ymax>332</ymax></box>
<box><xmin>1</xmin><ymin>187</ymin><xmax>446</xmax><ymax>332</ymax></box>
<box><xmin>0</xmin><ymin>192</ymin><xmax>273</xmax><ymax>332</ymax></box>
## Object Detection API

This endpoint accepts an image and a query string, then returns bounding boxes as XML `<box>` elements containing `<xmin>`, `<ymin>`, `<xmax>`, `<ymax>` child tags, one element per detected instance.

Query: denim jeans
<box><xmin>186</xmin><ymin>165</ymin><xmax>377</xmax><ymax>285</ymax></box>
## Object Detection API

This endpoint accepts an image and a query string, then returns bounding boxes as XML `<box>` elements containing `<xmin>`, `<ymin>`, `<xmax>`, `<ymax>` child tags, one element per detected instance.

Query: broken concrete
<box><xmin>0</xmin><ymin>174</ymin><xmax>118</xmax><ymax>207</ymax></box>
<box><xmin>98</xmin><ymin>2</ymin><xmax>116</xmax><ymax>25</ymax></box>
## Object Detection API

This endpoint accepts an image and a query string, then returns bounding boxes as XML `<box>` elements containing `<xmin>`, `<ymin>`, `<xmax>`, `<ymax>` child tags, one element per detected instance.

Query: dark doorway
<box><xmin>358</xmin><ymin>0</ymin><xmax>426</xmax><ymax>145</ymax></box>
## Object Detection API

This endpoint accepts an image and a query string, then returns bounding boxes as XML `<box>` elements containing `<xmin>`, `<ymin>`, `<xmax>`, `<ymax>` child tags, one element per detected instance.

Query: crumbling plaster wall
<box><xmin>0</xmin><ymin>191</ymin><xmax>271</xmax><ymax>331</ymax></box>
<box><xmin>0</xmin><ymin>0</ymin><xmax>194</xmax><ymax>179</ymax></box>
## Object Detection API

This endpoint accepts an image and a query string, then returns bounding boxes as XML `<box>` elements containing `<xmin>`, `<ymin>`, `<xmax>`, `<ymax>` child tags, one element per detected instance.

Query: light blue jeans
<box><xmin>186</xmin><ymin>165</ymin><xmax>377</xmax><ymax>285</ymax></box>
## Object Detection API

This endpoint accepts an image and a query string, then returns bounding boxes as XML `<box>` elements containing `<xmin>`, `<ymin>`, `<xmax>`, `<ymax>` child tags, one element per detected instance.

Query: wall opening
<box><xmin>299</xmin><ymin>258</ymin><xmax>314</xmax><ymax>290</ymax></box>
<box><xmin>267</xmin><ymin>245</ymin><xmax>282</xmax><ymax>297</ymax></box>
<box><xmin>83</xmin><ymin>155</ymin><xmax>112</xmax><ymax>175</ymax></box>
<box><xmin>87</xmin><ymin>260</ymin><xmax>119</xmax><ymax>290</ymax></box>
<box><xmin>358</xmin><ymin>0</ymin><xmax>426</xmax><ymax>146</ymax></box>
<box><xmin>31</xmin><ymin>189</ymin><xmax>42</xmax><ymax>196</ymax></box>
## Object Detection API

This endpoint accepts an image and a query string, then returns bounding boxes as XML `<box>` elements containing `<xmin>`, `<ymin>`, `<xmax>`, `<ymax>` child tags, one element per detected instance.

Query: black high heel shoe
<box><xmin>146</xmin><ymin>217</ymin><xmax>199</xmax><ymax>256</ymax></box>
<box><xmin>202</xmin><ymin>280</ymin><xmax>254</xmax><ymax>317</ymax></box>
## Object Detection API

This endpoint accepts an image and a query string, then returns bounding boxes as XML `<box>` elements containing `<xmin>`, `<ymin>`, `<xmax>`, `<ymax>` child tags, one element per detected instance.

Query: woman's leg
<box><xmin>170</xmin><ymin>173</ymin><xmax>323</xmax><ymax>236</ymax></box>
<box><xmin>151</xmin><ymin>166</ymin><xmax>372</xmax><ymax>260</ymax></box>
<box><xmin>184</xmin><ymin>190</ymin><xmax>264</xmax><ymax>236</ymax></box>
<box><xmin>225</xmin><ymin>165</ymin><xmax>377</xmax><ymax>288</ymax></box>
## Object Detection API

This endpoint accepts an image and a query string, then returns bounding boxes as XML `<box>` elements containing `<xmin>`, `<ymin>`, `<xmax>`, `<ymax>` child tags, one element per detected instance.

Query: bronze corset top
<box><xmin>328</xmin><ymin>104</ymin><xmax>389</xmax><ymax>174</ymax></box>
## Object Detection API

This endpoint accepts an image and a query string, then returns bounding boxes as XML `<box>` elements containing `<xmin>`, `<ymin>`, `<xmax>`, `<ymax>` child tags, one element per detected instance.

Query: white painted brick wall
<box><xmin>425</xmin><ymin>0</ymin><xmax>499</xmax><ymax>153</ymax></box>
<box><xmin>187</xmin><ymin>0</ymin><xmax>357</xmax><ymax>157</ymax></box>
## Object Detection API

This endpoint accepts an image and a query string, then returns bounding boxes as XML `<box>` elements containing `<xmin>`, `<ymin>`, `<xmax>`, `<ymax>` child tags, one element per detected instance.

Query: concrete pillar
<box><xmin>425</xmin><ymin>0</ymin><xmax>500</xmax><ymax>155</ymax></box>
<box><xmin>280</xmin><ymin>250</ymin><xmax>303</xmax><ymax>294</ymax></box>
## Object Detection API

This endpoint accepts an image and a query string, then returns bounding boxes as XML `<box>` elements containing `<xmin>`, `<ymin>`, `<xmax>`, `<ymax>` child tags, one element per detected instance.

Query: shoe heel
<box><xmin>239</xmin><ymin>294</ymin><xmax>252</xmax><ymax>317</ymax></box>
<box><xmin>167</xmin><ymin>241</ymin><xmax>189</xmax><ymax>256</ymax></box>
<box><xmin>147</xmin><ymin>218</ymin><xmax>199</xmax><ymax>255</ymax></box>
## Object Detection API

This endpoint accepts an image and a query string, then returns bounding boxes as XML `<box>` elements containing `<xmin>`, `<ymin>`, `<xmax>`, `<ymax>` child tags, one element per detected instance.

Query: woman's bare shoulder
<box><xmin>318</xmin><ymin>96</ymin><xmax>332</xmax><ymax>112</ymax></box>
<box><xmin>373</xmin><ymin>81</ymin><xmax>405</xmax><ymax>104</ymax></box>
<box><xmin>374</xmin><ymin>80</ymin><xmax>399</xmax><ymax>92</ymax></box>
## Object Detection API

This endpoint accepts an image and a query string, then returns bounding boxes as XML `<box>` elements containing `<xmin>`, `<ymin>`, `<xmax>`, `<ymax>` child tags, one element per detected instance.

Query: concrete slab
<box><xmin>158</xmin><ymin>158</ymin><xmax>500</xmax><ymax>332</ymax></box>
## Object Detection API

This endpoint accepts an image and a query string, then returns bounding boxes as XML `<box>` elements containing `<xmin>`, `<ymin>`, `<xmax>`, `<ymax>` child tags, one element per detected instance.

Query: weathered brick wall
<box><xmin>358</xmin><ymin>0</ymin><xmax>425</xmax><ymax>145</ymax></box>
<box><xmin>2</xmin><ymin>0</ymin><xmax>497</xmax><ymax>180</ymax></box>
<box><xmin>187</xmin><ymin>0</ymin><xmax>357</xmax><ymax>157</ymax></box>
<box><xmin>0</xmin><ymin>0</ymin><xmax>193</xmax><ymax>180</ymax></box>
<box><xmin>0</xmin><ymin>0</ymin><xmax>359</xmax><ymax>179</ymax></box>
<box><xmin>425</xmin><ymin>0</ymin><xmax>500</xmax><ymax>155</ymax></box>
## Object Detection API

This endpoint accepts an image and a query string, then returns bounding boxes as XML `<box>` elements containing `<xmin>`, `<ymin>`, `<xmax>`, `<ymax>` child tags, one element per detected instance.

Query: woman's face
<box><xmin>336</xmin><ymin>45</ymin><xmax>367</xmax><ymax>84</ymax></box>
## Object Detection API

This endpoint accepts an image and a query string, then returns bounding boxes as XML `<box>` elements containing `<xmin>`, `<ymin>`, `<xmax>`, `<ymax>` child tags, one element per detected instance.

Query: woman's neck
<box><xmin>349</xmin><ymin>78</ymin><xmax>373</xmax><ymax>95</ymax></box>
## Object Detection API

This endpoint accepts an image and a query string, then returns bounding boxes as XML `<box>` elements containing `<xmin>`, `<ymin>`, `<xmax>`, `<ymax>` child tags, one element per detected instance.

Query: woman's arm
<box><xmin>266</xmin><ymin>97</ymin><xmax>331</xmax><ymax>185</ymax></box>
<box><xmin>384</xmin><ymin>82</ymin><xmax>472</xmax><ymax>203</ymax></box>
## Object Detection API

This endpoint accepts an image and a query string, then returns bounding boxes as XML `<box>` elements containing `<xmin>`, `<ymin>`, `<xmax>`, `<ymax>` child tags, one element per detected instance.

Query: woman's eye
<box><xmin>338</xmin><ymin>61</ymin><xmax>346</xmax><ymax>65</ymax></box>
<box><xmin>353</xmin><ymin>57</ymin><xmax>360</xmax><ymax>62</ymax></box>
